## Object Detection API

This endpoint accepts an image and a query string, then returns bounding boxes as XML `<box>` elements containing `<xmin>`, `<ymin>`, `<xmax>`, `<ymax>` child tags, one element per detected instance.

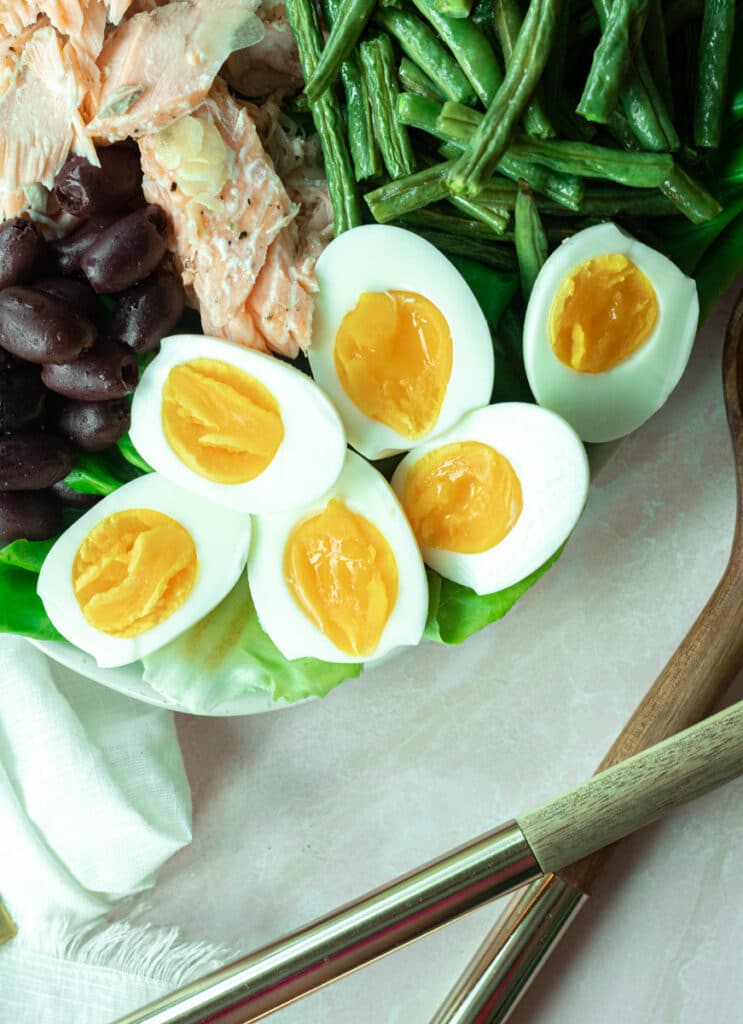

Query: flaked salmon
<box><xmin>88</xmin><ymin>0</ymin><xmax>262</xmax><ymax>141</ymax></box>
<box><xmin>223</xmin><ymin>2</ymin><xmax>302</xmax><ymax>99</ymax></box>
<box><xmin>139</xmin><ymin>80</ymin><xmax>295</xmax><ymax>344</ymax></box>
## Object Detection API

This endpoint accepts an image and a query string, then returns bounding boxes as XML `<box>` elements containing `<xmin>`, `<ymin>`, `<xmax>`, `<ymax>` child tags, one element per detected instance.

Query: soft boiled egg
<box><xmin>248</xmin><ymin>450</ymin><xmax>428</xmax><ymax>664</ymax></box>
<box><xmin>37</xmin><ymin>473</ymin><xmax>252</xmax><ymax>667</ymax></box>
<box><xmin>391</xmin><ymin>403</ymin><xmax>589</xmax><ymax>595</ymax></box>
<box><xmin>523</xmin><ymin>223</ymin><xmax>699</xmax><ymax>443</ymax></box>
<box><xmin>130</xmin><ymin>335</ymin><xmax>347</xmax><ymax>513</ymax></box>
<box><xmin>307</xmin><ymin>225</ymin><xmax>494</xmax><ymax>460</ymax></box>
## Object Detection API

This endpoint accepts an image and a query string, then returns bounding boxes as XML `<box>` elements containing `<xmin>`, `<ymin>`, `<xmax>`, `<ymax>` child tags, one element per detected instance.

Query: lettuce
<box><xmin>0</xmin><ymin>564</ymin><xmax>63</xmax><ymax>641</ymax></box>
<box><xmin>142</xmin><ymin>575</ymin><xmax>361</xmax><ymax>711</ymax></box>
<box><xmin>425</xmin><ymin>546</ymin><xmax>565</xmax><ymax>645</ymax></box>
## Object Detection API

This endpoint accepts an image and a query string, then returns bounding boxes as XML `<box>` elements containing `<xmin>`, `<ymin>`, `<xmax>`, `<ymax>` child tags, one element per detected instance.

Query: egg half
<box><xmin>391</xmin><ymin>403</ymin><xmax>589</xmax><ymax>595</ymax></box>
<box><xmin>307</xmin><ymin>225</ymin><xmax>495</xmax><ymax>460</ymax></box>
<box><xmin>37</xmin><ymin>473</ymin><xmax>252</xmax><ymax>667</ymax></box>
<box><xmin>523</xmin><ymin>223</ymin><xmax>699</xmax><ymax>443</ymax></box>
<box><xmin>130</xmin><ymin>335</ymin><xmax>347</xmax><ymax>513</ymax></box>
<box><xmin>248</xmin><ymin>450</ymin><xmax>428</xmax><ymax>664</ymax></box>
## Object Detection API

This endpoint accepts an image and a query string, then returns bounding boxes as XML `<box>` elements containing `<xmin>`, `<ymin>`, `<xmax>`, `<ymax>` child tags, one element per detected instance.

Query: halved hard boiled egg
<box><xmin>308</xmin><ymin>225</ymin><xmax>494</xmax><ymax>460</ymax></box>
<box><xmin>391</xmin><ymin>403</ymin><xmax>589</xmax><ymax>595</ymax></box>
<box><xmin>248</xmin><ymin>450</ymin><xmax>428</xmax><ymax>664</ymax></box>
<box><xmin>130</xmin><ymin>335</ymin><xmax>347</xmax><ymax>513</ymax></box>
<box><xmin>523</xmin><ymin>223</ymin><xmax>699</xmax><ymax>443</ymax></box>
<box><xmin>38</xmin><ymin>473</ymin><xmax>252</xmax><ymax>667</ymax></box>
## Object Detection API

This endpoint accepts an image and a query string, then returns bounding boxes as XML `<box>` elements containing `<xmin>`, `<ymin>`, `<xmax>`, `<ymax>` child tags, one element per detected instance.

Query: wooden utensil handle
<box><xmin>518</xmin><ymin>699</ymin><xmax>743</xmax><ymax>874</ymax></box>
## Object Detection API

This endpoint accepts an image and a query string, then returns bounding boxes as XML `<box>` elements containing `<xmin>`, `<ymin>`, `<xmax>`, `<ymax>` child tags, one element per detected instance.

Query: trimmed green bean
<box><xmin>449</xmin><ymin>193</ymin><xmax>511</xmax><ymax>233</ymax></box>
<box><xmin>305</xmin><ymin>0</ymin><xmax>376</xmax><ymax>102</ymax></box>
<box><xmin>398</xmin><ymin>57</ymin><xmax>446</xmax><ymax>102</ymax></box>
<box><xmin>543</xmin><ymin>186</ymin><xmax>675</xmax><ymax>216</ymax></box>
<box><xmin>493</xmin><ymin>0</ymin><xmax>556</xmax><ymax>139</ymax></box>
<box><xmin>694</xmin><ymin>0</ymin><xmax>735</xmax><ymax>148</ymax></box>
<box><xmin>374</xmin><ymin>8</ymin><xmax>476</xmax><ymax>104</ymax></box>
<box><xmin>643</xmin><ymin>0</ymin><xmax>674</xmax><ymax>117</ymax></box>
<box><xmin>400</xmin><ymin>207</ymin><xmax>506</xmax><ymax>240</ymax></box>
<box><xmin>408</xmin><ymin>0</ymin><xmax>503</xmax><ymax>105</ymax></box>
<box><xmin>360</xmin><ymin>36</ymin><xmax>416</xmax><ymax>180</ymax></box>
<box><xmin>398</xmin><ymin>92</ymin><xmax>450</xmax><ymax>139</ymax></box>
<box><xmin>507</xmin><ymin>135</ymin><xmax>674</xmax><ymax>186</ymax></box>
<box><xmin>285</xmin><ymin>0</ymin><xmax>362</xmax><ymax>233</ymax></box>
<box><xmin>365</xmin><ymin>161</ymin><xmax>454</xmax><ymax>223</ymax></box>
<box><xmin>515</xmin><ymin>186</ymin><xmax>548</xmax><ymax>298</ymax></box>
<box><xmin>660</xmin><ymin>164</ymin><xmax>723</xmax><ymax>223</ymax></box>
<box><xmin>448</xmin><ymin>0</ymin><xmax>563</xmax><ymax>196</ymax></box>
<box><xmin>578</xmin><ymin>0</ymin><xmax>650</xmax><ymax>124</ymax></box>
<box><xmin>434</xmin><ymin>0</ymin><xmax>474</xmax><ymax>16</ymax></box>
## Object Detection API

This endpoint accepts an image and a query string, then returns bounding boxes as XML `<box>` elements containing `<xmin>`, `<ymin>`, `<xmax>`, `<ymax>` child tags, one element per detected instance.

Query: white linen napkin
<box><xmin>0</xmin><ymin>637</ymin><xmax>228</xmax><ymax>1024</ymax></box>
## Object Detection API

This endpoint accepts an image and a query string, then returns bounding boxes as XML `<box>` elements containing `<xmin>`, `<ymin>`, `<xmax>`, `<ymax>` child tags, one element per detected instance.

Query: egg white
<box><xmin>248</xmin><ymin>449</ymin><xmax>428</xmax><ymax>664</ymax></box>
<box><xmin>130</xmin><ymin>335</ymin><xmax>347</xmax><ymax>514</ymax></box>
<box><xmin>37</xmin><ymin>473</ymin><xmax>252</xmax><ymax>668</ymax></box>
<box><xmin>307</xmin><ymin>225</ymin><xmax>495</xmax><ymax>460</ymax></box>
<box><xmin>523</xmin><ymin>223</ymin><xmax>699</xmax><ymax>443</ymax></box>
<box><xmin>391</xmin><ymin>403</ymin><xmax>589</xmax><ymax>595</ymax></box>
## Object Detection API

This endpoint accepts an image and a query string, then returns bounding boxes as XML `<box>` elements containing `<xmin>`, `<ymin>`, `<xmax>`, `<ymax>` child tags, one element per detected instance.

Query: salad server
<box><xmin>113</xmin><ymin>695</ymin><xmax>743</xmax><ymax>1024</ymax></box>
<box><xmin>429</xmin><ymin>285</ymin><xmax>743</xmax><ymax>1024</ymax></box>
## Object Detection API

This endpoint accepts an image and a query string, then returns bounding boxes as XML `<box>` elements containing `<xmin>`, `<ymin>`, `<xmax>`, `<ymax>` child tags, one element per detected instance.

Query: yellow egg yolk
<box><xmin>549</xmin><ymin>253</ymin><xmax>659</xmax><ymax>373</ymax></box>
<box><xmin>72</xmin><ymin>509</ymin><xmax>199</xmax><ymax>638</ymax></box>
<box><xmin>283</xmin><ymin>499</ymin><xmax>399</xmax><ymax>657</ymax></box>
<box><xmin>333</xmin><ymin>290</ymin><xmax>453</xmax><ymax>440</ymax></box>
<box><xmin>162</xmin><ymin>357</ymin><xmax>284</xmax><ymax>483</ymax></box>
<box><xmin>401</xmin><ymin>441</ymin><xmax>523</xmax><ymax>554</ymax></box>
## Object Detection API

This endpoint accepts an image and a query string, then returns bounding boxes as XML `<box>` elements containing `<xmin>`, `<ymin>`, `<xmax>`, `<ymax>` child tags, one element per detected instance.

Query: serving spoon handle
<box><xmin>430</xmin><ymin>287</ymin><xmax>743</xmax><ymax>1024</ymax></box>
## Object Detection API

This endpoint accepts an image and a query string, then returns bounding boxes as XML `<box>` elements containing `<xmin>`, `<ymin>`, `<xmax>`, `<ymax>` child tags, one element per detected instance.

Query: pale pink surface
<box><xmin>131</xmin><ymin>284</ymin><xmax>743</xmax><ymax>1023</ymax></box>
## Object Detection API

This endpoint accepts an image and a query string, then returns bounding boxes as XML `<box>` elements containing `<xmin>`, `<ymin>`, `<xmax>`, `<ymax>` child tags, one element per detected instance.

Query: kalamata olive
<box><xmin>50</xmin><ymin>215</ymin><xmax>116</xmax><ymax>275</ymax></box>
<box><xmin>53</xmin><ymin>397</ymin><xmax>130</xmax><ymax>452</ymax></box>
<box><xmin>0</xmin><ymin>287</ymin><xmax>97</xmax><ymax>365</ymax></box>
<box><xmin>0</xmin><ymin>366</ymin><xmax>46</xmax><ymax>432</ymax></box>
<box><xmin>53</xmin><ymin>145</ymin><xmax>143</xmax><ymax>218</ymax></box>
<box><xmin>0</xmin><ymin>489</ymin><xmax>62</xmax><ymax>545</ymax></box>
<box><xmin>0</xmin><ymin>218</ymin><xmax>47</xmax><ymax>290</ymax></box>
<box><xmin>35</xmin><ymin>277</ymin><xmax>100</xmax><ymax>324</ymax></box>
<box><xmin>41</xmin><ymin>338</ymin><xmax>138</xmax><ymax>400</ymax></box>
<box><xmin>81</xmin><ymin>206</ymin><xmax>169</xmax><ymax>293</ymax></box>
<box><xmin>50</xmin><ymin>479</ymin><xmax>101</xmax><ymax>510</ymax></box>
<box><xmin>0</xmin><ymin>432</ymin><xmax>76</xmax><ymax>491</ymax></box>
<box><xmin>110</xmin><ymin>270</ymin><xmax>186</xmax><ymax>352</ymax></box>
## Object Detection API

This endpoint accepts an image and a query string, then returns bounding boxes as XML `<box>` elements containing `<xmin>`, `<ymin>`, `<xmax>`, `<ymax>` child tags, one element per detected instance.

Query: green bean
<box><xmin>340</xmin><ymin>55</ymin><xmax>383</xmax><ymax>181</ymax></box>
<box><xmin>374</xmin><ymin>8</ymin><xmax>476</xmax><ymax>104</ymax></box>
<box><xmin>397</xmin><ymin>222</ymin><xmax>519</xmax><ymax>270</ymax></box>
<box><xmin>694</xmin><ymin>0</ymin><xmax>735</xmax><ymax>148</ymax></box>
<box><xmin>660</xmin><ymin>164</ymin><xmax>723</xmax><ymax>223</ymax></box>
<box><xmin>407</xmin><ymin>0</ymin><xmax>503</xmax><ymax>105</ymax></box>
<box><xmin>434</xmin><ymin>0</ymin><xmax>474</xmax><ymax>16</ymax></box>
<box><xmin>398</xmin><ymin>57</ymin><xmax>446</xmax><ymax>102</ymax></box>
<box><xmin>305</xmin><ymin>0</ymin><xmax>376</xmax><ymax>102</ymax></box>
<box><xmin>365</xmin><ymin>161</ymin><xmax>454</xmax><ymax>223</ymax></box>
<box><xmin>493</xmin><ymin>0</ymin><xmax>556</xmax><ymax>138</ymax></box>
<box><xmin>448</xmin><ymin>193</ymin><xmax>511</xmax><ymax>233</ymax></box>
<box><xmin>514</xmin><ymin>186</ymin><xmax>548</xmax><ymax>299</ymax></box>
<box><xmin>360</xmin><ymin>37</ymin><xmax>416</xmax><ymax>180</ymax></box>
<box><xmin>400</xmin><ymin>207</ymin><xmax>505</xmax><ymax>240</ymax></box>
<box><xmin>577</xmin><ymin>0</ymin><xmax>650</xmax><ymax>124</ymax></box>
<box><xmin>448</xmin><ymin>0</ymin><xmax>563</xmax><ymax>196</ymax></box>
<box><xmin>285</xmin><ymin>0</ymin><xmax>362</xmax><ymax>233</ymax></box>
<box><xmin>643</xmin><ymin>0</ymin><xmax>674</xmax><ymax>118</ymax></box>
<box><xmin>398</xmin><ymin>92</ymin><xmax>450</xmax><ymax>139</ymax></box>
<box><xmin>542</xmin><ymin>186</ymin><xmax>675</xmax><ymax>216</ymax></box>
<box><xmin>507</xmin><ymin>135</ymin><xmax>674</xmax><ymax>186</ymax></box>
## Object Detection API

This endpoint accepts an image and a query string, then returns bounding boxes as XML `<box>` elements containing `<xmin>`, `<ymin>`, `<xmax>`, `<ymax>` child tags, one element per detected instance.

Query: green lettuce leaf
<box><xmin>0</xmin><ymin>538</ymin><xmax>54</xmax><ymax>573</ymax></box>
<box><xmin>425</xmin><ymin>546</ymin><xmax>565</xmax><ymax>645</ymax></box>
<box><xmin>0</xmin><ymin>564</ymin><xmax>63</xmax><ymax>641</ymax></box>
<box><xmin>142</xmin><ymin>575</ymin><xmax>361</xmax><ymax>711</ymax></box>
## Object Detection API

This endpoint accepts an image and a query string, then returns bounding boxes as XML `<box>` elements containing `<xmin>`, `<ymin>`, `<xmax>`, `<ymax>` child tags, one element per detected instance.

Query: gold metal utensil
<box><xmin>0</xmin><ymin>899</ymin><xmax>16</xmax><ymax>945</ymax></box>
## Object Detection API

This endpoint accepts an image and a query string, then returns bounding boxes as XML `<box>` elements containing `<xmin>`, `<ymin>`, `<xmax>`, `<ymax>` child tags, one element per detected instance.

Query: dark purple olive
<box><xmin>81</xmin><ymin>205</ymin><xmax>169</xmax><ymax>294</ymax></box>
<box><xmin>53</xmin><ymin>145</ymin><xmax>143</xmax><ymax>218</ymax></box>
<box><xmin>110</xmin><ymin>270</ymin><xmax>186</xmax><ymax>352</ymax></box>
<box><xmin>35</xmin><ymin>277</ymin><xmax>100</xmax><ymax>324</ymax></box>
<box><xmin>0</xmin><ymin>432</ymin><xmax>76</xmax><ymax>491</ymax></box>
<box><xmin>50</xmin><ymin>479</ymin><xmax>101</xmax><ymax>509</ymax></box>
<box><xmin>53</xmin><ymin>397</ymin><xmax>130</xmax><ymax>452</ymax></box>
<box><xmin>0</xmin><ymin>287</ymin><xmax>97</xmax><ymax>365</ymax></box>
<box><xmin>0</xmin><ymin>489</ymin><xmax>62</xmax><ymax>545</ymax></box>
<box><xmin>42</xmin><ymin>338</ymin><xmax>138</xmax><ymax>400</ymax></box>
<box><xmin>0</xmin><ymin>218</ymin><xmax>48</xmax><ymax>290</ymax></box>
<box><xmin>0</xmin><ymin>366</ymin><xmax>46</xmax><ymax>432</ymax></box>
<box><xmin>50</xmin><ymin>215</ymin><xmax>117</xmax><ymax>275</ymax></box>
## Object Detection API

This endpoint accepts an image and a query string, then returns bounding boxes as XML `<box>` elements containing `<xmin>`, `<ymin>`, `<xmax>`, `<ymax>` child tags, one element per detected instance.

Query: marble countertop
<box><xmin>135</xmin><ymin>283</ymin><xmax>743</xmax><ymax>1023</ymax></box>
